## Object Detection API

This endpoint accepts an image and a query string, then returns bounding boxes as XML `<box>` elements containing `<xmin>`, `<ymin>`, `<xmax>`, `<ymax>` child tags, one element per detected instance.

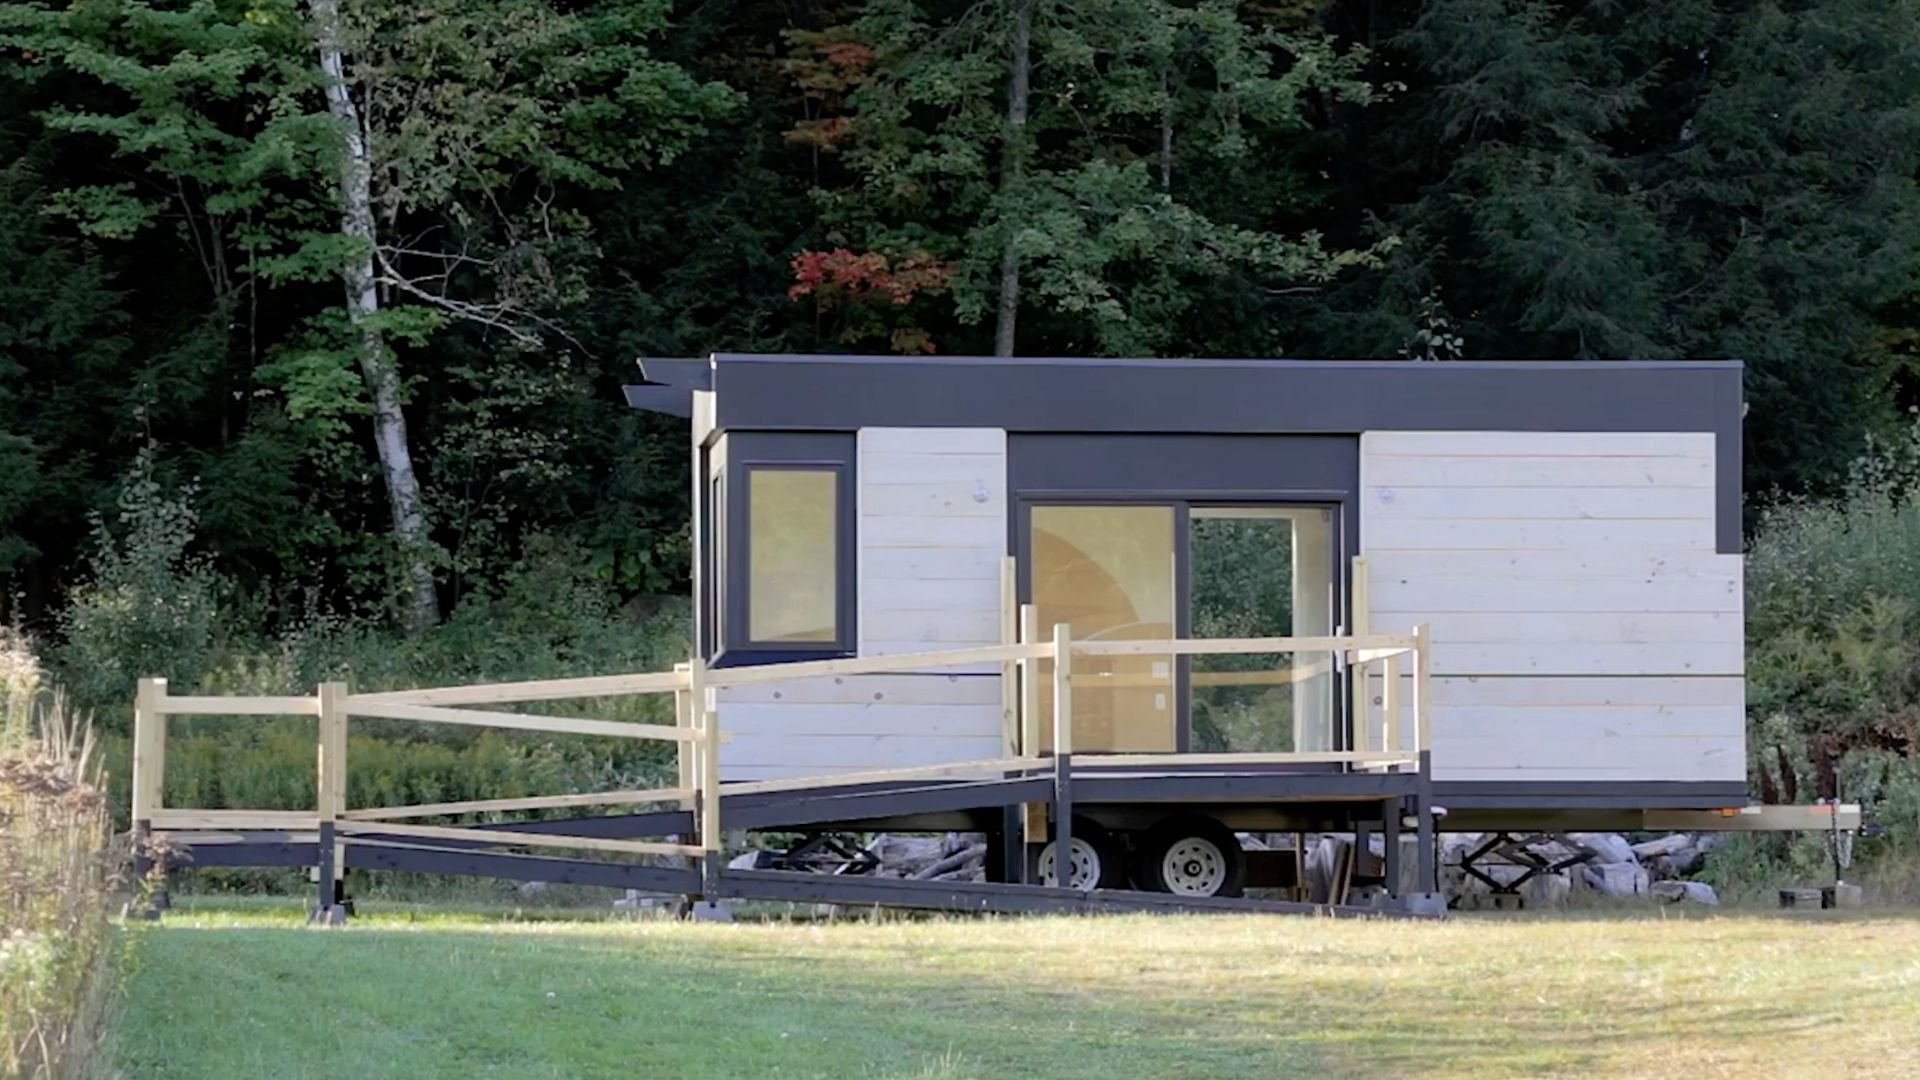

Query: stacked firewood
<box><xmin>861</xmin><ymin>833</ymin><xmax>988</xmax><ymax>881</ymax></box>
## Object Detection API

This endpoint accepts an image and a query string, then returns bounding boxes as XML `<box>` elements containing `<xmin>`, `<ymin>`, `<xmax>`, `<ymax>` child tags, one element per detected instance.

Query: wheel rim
<box><xmin>1161</xmin><ymin>836</ymin><xmax>1228</xmax><ymax>896</ymax></box>
<box><xmin>1038</xmin><ymin>838</ymin><xmax>1101</xmax><ymax>889</ymax></box>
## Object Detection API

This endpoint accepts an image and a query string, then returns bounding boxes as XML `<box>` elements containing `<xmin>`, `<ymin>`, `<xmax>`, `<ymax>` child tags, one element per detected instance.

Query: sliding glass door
<box><xmin>1024</xmin><ymin>500</ymin><xmax>1342</xmax><ymax>755</ymax></box>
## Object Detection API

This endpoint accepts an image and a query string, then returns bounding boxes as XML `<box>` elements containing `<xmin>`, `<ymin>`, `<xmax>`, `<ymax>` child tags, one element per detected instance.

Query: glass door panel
<box><xmin>1188</xmin><ymin>507</ymin><xmax>1337</xmax><ymax>753</ymax></box>
<box><xmin>1030</xmin><ymin>505</ymin><xmax>1176</xmax><ymax>753</ymax></box>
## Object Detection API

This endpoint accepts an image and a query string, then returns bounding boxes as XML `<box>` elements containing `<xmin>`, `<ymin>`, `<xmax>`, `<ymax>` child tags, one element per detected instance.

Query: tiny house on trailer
<box><xmin>625</xmin><ymin>354</ymin><xmax>1748</xmax><ymax>896</ymax></box>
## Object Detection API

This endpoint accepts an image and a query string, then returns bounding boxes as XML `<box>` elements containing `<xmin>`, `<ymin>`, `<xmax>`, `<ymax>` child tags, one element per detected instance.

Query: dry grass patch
<box><xmin>1</xmin><ymin>631</ymin><xmax>127</xmax><ymax>1078</ymax></box>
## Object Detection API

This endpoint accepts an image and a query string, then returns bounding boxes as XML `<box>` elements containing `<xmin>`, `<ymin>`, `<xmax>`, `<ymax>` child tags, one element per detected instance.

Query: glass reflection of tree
<box><xmin>1189</xmin><ymin>517</ymin><xmax>1295</xmax><ymax>753</ymax></box>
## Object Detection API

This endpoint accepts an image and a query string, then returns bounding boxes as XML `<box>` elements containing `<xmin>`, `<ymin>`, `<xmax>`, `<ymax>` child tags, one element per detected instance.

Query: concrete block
<box><xmin>1825</xmin><ymin>882</ymin><xmax>1864</xmax><ymax>909</ymax></box>
<box><xmin>1399</xmin><ymin>892</ymin><xmax>1449</xmax><ymax>918</ymax></box>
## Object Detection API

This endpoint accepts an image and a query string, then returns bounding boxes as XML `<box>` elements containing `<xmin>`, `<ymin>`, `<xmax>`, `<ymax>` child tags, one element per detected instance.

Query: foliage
<box><xmin>814</xmin><ymin>0</ymin><xmax>1387</xmax><ymax>355</ymax></box>
<box><xmin>0</xmin><ymin>692</ymin><xmax>126</xmax><ymax>1080</ymax></box>
<box><xmin>57</xmin><ymin>451</ymin><xmax>231</xmax><ymax>719</ymax></box>
<box><xmin>1315</xmin><ymin>0</ymin><xmax>1920</xmax><ymax>496</ymax></box>
<box><xmin>1746</xmin><ymin>422</ymin><xmax>1920</xmax><ymax>804</ymax></box>
<box><xmin>3</xmin><ymin>0</ymin><xmax>1919</xmax><ymax>631</ymax></box>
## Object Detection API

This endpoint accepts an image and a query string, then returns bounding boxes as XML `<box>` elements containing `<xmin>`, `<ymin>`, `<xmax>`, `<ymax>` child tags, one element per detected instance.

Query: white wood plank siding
<box><xmin>1360</xmin><ymin>431</ymin><xmax>1743</xmax><ymax>783</ymax></box>
<box><xmin>715</xmin><ymin>429</ymin><xmax>1009</xmax><ymax>781</ymax></box>
<box><xmin>858</xmin><ymin>427</ymin><xmax>1009</xmax><ymax>659</ymax></box>
<box><xmin>716</xmin><ymin>674</ymin><xmax>1005</xmax><ymax>780</ymax></box>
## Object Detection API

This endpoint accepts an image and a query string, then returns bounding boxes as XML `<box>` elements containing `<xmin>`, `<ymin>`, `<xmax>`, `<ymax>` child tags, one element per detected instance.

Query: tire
<box><xmin>1135</xmin><ymin>816</ymin><xmax>1246</xmax><ymax>898</ymax></box>
<box><xmin>1035</xmin><ymin>816</ymin><xmax>1127</xmax><ymax>890</ymax></box>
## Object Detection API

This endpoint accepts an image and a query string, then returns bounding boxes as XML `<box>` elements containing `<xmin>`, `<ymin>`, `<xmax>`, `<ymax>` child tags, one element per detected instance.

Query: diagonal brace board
<box><xmin>346</xmin><ymin>699</ymin><xmax>697</xmax><ymax>742</ymax></box>
<box><xmin>349</xmin><ymin>670</ymin><xmax>688</xmax><ymax>707</ymax></box>
<box><xmin>339</xmin><ymin>787</ymin><xmax>693</xmax><ymax>821</ymax></box>
<box><xmin>333</xmin><ymin>821</ymin><xmax>702</xmax><ymax>858</ymax></box>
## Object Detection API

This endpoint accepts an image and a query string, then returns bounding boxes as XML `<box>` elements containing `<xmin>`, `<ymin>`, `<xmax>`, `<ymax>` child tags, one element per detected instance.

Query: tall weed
<box><xmin>0</xmin><ymin>688</ymin><xmax>125</xmax><ymax>1078</ymax></box>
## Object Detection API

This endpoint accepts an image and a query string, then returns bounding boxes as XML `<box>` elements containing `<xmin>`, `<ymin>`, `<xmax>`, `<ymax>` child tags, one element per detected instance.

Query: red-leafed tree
<box><xmin>788</xmin><ymin>247</ymin><xmax>951</xmax><ymax>353</ymax></box>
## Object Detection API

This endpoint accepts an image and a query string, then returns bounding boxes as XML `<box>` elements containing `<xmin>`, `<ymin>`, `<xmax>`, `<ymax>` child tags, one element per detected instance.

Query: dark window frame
<box><xmin>712</xmin><ymin>432</ymin><xmax>857</xmax><ymax>667</ymax></box>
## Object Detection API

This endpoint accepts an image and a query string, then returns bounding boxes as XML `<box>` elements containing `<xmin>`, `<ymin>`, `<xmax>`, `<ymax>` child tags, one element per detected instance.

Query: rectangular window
<box><xmin>746</xmin><ymin>467</ymin><xmax>841</xmax><ymax>644</ymax></box>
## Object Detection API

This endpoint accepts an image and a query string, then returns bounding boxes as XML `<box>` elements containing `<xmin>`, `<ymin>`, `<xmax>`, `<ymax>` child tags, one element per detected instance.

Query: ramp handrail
<box><xmin>130</xmin><ymin>620</ymin><xmax>1431</xmax><ymax>908</ymax></box>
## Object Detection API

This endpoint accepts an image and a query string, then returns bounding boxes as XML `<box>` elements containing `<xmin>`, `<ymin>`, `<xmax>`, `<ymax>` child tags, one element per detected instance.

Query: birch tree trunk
<box><xmin>311</xmin><ymin>0</ymin><xmax>440</xmax><ymax>630</ymax></box>
<box><xmin>993</xmin><ymin>0</ymin><xmax>1034</xmax><ymax>357</ymax></box>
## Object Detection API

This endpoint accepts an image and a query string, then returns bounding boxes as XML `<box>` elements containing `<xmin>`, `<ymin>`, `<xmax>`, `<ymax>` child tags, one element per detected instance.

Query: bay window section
<box><xmin>711</xmin><ymin>432</ymin><xmax>856</xmax><ymax>663</ymax></box>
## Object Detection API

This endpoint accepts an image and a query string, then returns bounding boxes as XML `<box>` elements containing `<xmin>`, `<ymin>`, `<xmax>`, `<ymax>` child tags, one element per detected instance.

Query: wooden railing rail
<box><xmin>130</xmin><ymin>582</ymin><xmax>1433</xmax><ymax>908</ymax></box>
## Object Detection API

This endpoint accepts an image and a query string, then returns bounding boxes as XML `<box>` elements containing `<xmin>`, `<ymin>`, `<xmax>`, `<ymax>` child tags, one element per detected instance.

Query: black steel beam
<box><xmin>345</xmin><ymin>840</ymin><xmax>702</xmax><ymax>894</ymax></box>
<box><xmin>1416</xmin><ymin>751</ymin><xmax>1437</xmax><ymax>893</ymax></box>
<box><xmin>1072</xmin><ymin>772</ymin><xmax>1421</xmax><ymax>803</ymax></box>
<box><xmin>168</xmin><ymin>838</ymin><xmax>317</xmax><ymax>869</ymax></box>
<box><xmin>716</xmin><ymin>869</ymin><xmax>1428</xmax><ymax>919</ymax></box>
<box><xmin>1433</xmin><ymin>780</ymin><xmax>1747</xmax><ymax>806</ymax></box>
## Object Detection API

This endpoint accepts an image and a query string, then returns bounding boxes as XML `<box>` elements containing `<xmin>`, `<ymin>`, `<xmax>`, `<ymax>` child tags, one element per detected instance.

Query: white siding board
<box><xmin>1430</xmin><ymin>675</ymin><xmax>1743</xmax><ymax>708</ymax></box>
<box><xmin>860</xmin><ymin>455</ymin><xmax>1010</xmax><ymax>485</ymax></box>
<box><xmin>861</xmin><ymin>482</ymin><xmax>1004</xmax><ymax>519</ymax></box>
<box><xmin>722</xmin><ymin>705</ymin><xmax>1004</xmax><ymax>739</ymax></box>
<box><xmin>722</xmin><ymin>732</ymin><xmax>1004</xmax><ymax>771</ymax></box>
<box><xmin>1365</xmin><ymin>455</ymin><xmax>1713</xmax><ymax>489</ymax></box>
<box><xmin>1365</xmin><ymin>518</ymin><xmax>1714</xmax><ymax>552</ymax></box>
<box><xmin>1365</xmin><ymin>432</ymin><xmax>1714</xmax><ymax>458</ymax></box>
<box><xmin>1373</xmin><ymin>576</ymin><xmax>1741</xmax><ymax>614</ymax></box>
<box><xmin>716</xmin><ymin>675</ymin><xmax>1005</xmax><ymax>780</ymax></box>
<box><xmin>1367</xmin><ymin>550</ymin><xmax>1736</xmax><ymax>581</ymax></box>
<box><xmin>1369</xmin><ymin>486</ymin><xmax>1713</xmax><ymax>521</ymax></box>
<box><xmin>863</xmin><ymin>578</ymin><xmax>1005</xmax><ymax>612</ymax></box>
<box><xmin>1404</xmin><ymin>612</ymin><xmax>1741</xmax><ymax>644</ymax></box>
<box><xmin>861</xmin><ymin>609</ymin><xmax>1003</xmax><ymax>644</ymax></box>
<box><xmin>1433</xmin><ymin>738</ymin><xmax>1742</xmax><ymax>781</ymax></box>
<box><xmin>861</xmin><ymin>548</ymin><xmax>1003</xmax><ymax>581</ymax></box>
<box><xmin>718</xmin><ymin>674</ymin><xmax>1001</xmax><ymax>706</ymax></box>
<box><xmin>1433</xmin><ymin>706</ymin><xmax>1744</xmax><ymax>742</ymax></box>
<box><xmin>860</xmin><ymin>516</ymin><xmax>1005</xmax><ymax>548</ymax></box>
<box><xmin>858</xmin><ymin>428</ymin><xmax>1004</xmax><ymax>454</ymax></box>
<box><xmin>1360</xmin><ymin>430</ymin><xmax>1744</xmax><ymax>787</ymax></box>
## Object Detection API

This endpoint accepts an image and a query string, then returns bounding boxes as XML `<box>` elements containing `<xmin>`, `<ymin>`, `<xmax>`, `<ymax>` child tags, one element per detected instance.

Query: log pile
<box><xmin>860</xmin><ymin>832</ymin><xmax>988</xmax><ymax>882</ymax></box>
<box><xmin>1437</xmin><ymin>830</ymin><xmax>1723</xmax><ymax>907</ymax></box>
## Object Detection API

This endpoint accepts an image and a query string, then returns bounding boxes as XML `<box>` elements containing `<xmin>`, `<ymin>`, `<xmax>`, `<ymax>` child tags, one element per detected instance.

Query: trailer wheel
<box><xmin>1137</xmin><ymin>816</ymin><xmax>1245</xmax><ymax>898</ymax></box>
<box><xmin>1036</xmin><ymin>817</ymin><xmax>1125</xmax><ymax>890</ymax></box>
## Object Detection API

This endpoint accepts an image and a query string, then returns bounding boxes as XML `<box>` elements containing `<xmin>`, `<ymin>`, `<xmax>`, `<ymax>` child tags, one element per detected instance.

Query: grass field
<box><xmin>104</xmin><ymin>900</ymin><xmax>1920</xmax><ymax>1080</ymax></box>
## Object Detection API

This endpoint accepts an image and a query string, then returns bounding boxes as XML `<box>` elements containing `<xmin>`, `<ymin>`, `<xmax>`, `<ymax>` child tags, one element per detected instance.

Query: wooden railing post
<box><xmin>131</xmin><ymin>677</ymin><xmax>167</xmax><ymax>903</ymax></box>
<box><xmin>1018</xmin><ymin>604</ymin><xmax>1044</xmax><ymax>866</ymax></box>
<box><xmin>673</xmin><ymin>663</ymin><xmax>693</xmax><ymax>809</ymax></box>
<box><xmin>1412</xmin><ymin>623</ymin><xmax>1432</xmax><ymax>759</ymax></box>
<box><xmin>999</xmin><ymin>557</ymin><xmax>1019</xmax><ymax>757</ymax></box>
<box><xmin>131</xmin><ymin>678</ymin><xmax>168</xmax><ymax>827</ymax></box>
<box><xmin>1380</xmin><ymin>653</ymin><xmax>1399</xmax><ymax>762</ymax></box>
<box><xmin>689</xmin><ymin>657</ymin><xmax>720</xmax><ymax>894</ymax></box>
<box><xmin>1051</xmin><ymin>622</ymin><xmax>1074</xmax><ymax>889</ymax></box>
<box><xmin>1348</xmin><ymin>556</ymin><xmax>1370</xmax><ymax>753</ymax></box>
<box><xmin>315</xmin><ymin>681</ymin><xmax>347</xmax><ymax>918</ymax></box>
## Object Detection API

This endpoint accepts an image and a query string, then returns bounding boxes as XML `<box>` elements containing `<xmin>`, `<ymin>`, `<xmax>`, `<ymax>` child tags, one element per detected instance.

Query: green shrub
<box><xmin>1743</xmin><ymin>423</ymin><xmax>1920</xmax><ymax>896</ymax></box>
<box><xmin>57</xmin><ymin>453</ymin><xmax>230</xmax><ymax>727</ymax></box>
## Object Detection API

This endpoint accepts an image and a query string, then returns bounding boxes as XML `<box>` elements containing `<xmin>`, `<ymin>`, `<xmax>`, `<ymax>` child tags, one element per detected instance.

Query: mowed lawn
<box><xmin>106</xmin><ymin>901</ymin><xmax>1920</xmax><ymax>1080</ymax></box>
